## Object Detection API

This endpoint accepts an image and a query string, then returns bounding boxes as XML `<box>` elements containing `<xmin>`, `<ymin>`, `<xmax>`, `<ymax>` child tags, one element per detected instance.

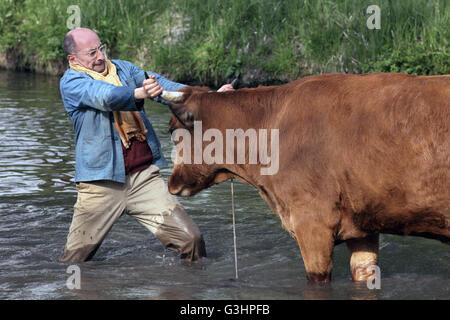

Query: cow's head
<box><xmin>162</xmin><ymin>86</ymin><xmax>234</xmax><ymax>196</ymax></box>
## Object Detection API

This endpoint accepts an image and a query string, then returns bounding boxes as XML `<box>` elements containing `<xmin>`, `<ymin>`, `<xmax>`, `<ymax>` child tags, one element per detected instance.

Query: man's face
<box><xmin>69</xmin><ymin>30</ymin><xmax>106</xmax><ymax>73</ymax></box>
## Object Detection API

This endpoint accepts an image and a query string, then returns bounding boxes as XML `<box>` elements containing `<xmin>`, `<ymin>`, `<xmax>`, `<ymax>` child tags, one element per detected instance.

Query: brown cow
<box><xmin>161</xmin><ymin>73</ymin><xmax>450</xmax><ymax>282</ymax></box>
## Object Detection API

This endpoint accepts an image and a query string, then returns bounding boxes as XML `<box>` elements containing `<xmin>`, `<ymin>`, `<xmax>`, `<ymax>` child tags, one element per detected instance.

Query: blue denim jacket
<box><xmin>60</xmin><ymin>59</ymin><xmax>185</xmax><ymax>183</ymax></box>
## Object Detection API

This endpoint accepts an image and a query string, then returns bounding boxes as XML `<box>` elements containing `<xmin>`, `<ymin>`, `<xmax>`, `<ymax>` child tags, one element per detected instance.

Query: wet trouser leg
<box><xmin>59</xmin><ymin>165</ymin><xmax>206</xmax><ymax>263</ymax></box>
<box><xmin>58</xmin><ymin>179</ymin><xmax>125</xmax><ymax>263</ymax></box>
<box><xmin>126</xmin><ymin>165</ymin><xmax>206</xmax><ymax>261</ymax></box>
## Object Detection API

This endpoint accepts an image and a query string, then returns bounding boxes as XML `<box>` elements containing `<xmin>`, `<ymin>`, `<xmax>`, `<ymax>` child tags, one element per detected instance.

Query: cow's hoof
<box><xmin>306</xmin><ymin>272</ymin><xmax>331</xmax><ymax>283</ymax></box>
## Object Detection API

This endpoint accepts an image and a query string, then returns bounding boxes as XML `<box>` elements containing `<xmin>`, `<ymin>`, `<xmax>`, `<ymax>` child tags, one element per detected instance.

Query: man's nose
<box><xmin>97</xmin><ymin>49</ymin><xmax>105</xmax><ymax>60</ymax></box>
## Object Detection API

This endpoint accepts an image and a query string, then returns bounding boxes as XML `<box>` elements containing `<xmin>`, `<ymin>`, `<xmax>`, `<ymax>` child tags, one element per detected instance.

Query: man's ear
<box><xmin>68</xmin><ymin>55</ymin><xmax>78</xmax><ymax>66</ymax></box>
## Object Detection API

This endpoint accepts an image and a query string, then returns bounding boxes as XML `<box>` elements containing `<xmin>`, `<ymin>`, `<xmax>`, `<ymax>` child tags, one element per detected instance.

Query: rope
<box><xmin>231</xmin><ymin>178</ymin><xmax>238</xmax><ymax>279</ymax></box>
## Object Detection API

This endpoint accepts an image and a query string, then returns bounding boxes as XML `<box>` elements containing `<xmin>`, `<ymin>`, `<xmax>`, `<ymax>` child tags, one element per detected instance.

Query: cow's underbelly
<box><xmin>349</xmin><ymin>205</ymin><xmax>449</xmax><ymax>243</ymax></box>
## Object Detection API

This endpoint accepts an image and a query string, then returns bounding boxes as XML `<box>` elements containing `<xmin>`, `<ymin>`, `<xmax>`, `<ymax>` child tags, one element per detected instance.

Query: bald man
<box><xmin>59</xmin><ymin>28</ymin><xmax>233</xmax><ymax>263</ymax></box>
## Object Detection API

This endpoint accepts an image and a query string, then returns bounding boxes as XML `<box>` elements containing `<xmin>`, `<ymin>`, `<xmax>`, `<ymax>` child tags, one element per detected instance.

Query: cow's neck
<box><xmin>223</xmin><ymin>164</ymin><xmax>289</xmax><ymax>227</ymax></box>
<box><xmin>200</xmin><ymin>88</ymin><xmax>287</xmax><ymax>218</ymax></box>
<box><xmin>200</xmin><ymin>87</ymin><xmax>281</xmax><ymax>180</ymax></box>
<box><xmin>199</xmin><ymin>87</ymin><xmax>280</xmax><ymax>129</ymax></box>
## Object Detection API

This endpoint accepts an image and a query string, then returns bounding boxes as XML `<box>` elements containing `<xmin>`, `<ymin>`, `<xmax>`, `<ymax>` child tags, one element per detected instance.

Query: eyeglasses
<box><xmin>74</xmin><ymin>44</ymin><xmax>106</xmax><ymax>58</ymax></box>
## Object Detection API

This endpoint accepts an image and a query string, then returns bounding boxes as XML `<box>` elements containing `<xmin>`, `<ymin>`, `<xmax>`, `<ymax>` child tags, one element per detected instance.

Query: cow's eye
<box><xmin>168</xmin><ymin>127</ymin><xmax>175</xmax><ymax>135</ymax></box>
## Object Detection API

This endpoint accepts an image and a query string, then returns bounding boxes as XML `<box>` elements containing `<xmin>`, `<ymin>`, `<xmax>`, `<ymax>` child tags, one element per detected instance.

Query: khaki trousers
<box><xmin>59</xmin><ymin>165</ymin><xmax>206</xmax><ymax>263</ymax></box>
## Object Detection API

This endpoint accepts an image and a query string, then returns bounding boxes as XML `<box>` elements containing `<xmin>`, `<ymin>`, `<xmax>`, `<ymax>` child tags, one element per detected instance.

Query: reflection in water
<box><xmin>0</xmin><ymin>70</ymin><xmax>448</xmax><ymax>300</ymax></box>
<box><xmin>0</xmin><ymin>71</ymin><xmax>75</xmax><ymax>196</ymax></box>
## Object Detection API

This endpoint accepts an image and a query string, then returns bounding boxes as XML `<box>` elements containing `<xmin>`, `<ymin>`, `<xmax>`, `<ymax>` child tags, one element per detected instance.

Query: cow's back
<box><xmin>276</xmin><ymin>73</ymin><xmax>449</xmax><ymax>241</ymax></box>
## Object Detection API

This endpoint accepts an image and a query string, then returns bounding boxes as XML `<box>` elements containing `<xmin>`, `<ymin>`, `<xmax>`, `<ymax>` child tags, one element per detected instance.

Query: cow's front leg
<box><xmin>291</xmin><ymin>210</ymin><xmax>336</xmax><ymax>282</ymax></box>
<box><xmin>346</xmin><ymin>234</ymin><xmax>379</xmax><ymax>282</ymax></box>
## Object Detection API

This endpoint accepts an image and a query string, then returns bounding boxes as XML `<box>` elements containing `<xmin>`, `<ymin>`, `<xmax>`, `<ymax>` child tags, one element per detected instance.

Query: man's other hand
<box><xmin>217</xmin><ymin>84</ymin><xmax>235</xmax><ymax>92</ymax></box>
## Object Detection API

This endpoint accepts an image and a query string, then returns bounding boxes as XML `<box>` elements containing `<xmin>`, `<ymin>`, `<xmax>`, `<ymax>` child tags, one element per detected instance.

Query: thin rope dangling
<box><xmin>231</xmin><ymin>178</ymin><xmax>238</xmax><ymax>279</ymax></box>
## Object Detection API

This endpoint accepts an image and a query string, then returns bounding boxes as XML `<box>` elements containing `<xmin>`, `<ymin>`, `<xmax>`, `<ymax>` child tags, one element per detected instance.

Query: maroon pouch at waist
<box><xmin>121</xmin><ymin>139</ymin><xmax>153</xmax><ymax>175</ymax></box>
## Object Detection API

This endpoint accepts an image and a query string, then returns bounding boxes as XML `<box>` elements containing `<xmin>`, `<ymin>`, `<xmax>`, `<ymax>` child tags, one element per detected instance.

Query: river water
<box><xmin>0</xmin><ymin>70</ymin><xmax>448</xmax><ymax>300</ymax></box>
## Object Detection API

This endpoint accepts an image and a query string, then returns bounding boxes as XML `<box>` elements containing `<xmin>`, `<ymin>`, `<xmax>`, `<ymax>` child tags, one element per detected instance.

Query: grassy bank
<box><xmin>0</xmin><ymin>0</ymin><xmax>449</xmax><ymax>86</ymax></box>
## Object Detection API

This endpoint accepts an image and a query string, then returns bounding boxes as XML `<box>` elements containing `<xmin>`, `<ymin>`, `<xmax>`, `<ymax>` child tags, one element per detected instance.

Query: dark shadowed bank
<box><xmin>0</xmin><ymin>0</ymin><xmax>449</xmax><ymax>86</ymax></box>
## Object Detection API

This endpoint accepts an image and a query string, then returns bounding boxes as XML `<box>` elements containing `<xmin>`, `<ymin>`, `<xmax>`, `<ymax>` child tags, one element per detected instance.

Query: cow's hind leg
<box><xmin>346</xmin><ymin>234</ymin><xmax>379</xmax><ymax>282</ymax></box>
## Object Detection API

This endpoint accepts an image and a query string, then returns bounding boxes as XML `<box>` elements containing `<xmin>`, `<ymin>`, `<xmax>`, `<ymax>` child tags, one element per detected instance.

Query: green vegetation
<box><xmin>0</xmin><ymin>0</ymin><xmax>449</xmax><ymax>86</ymax></box>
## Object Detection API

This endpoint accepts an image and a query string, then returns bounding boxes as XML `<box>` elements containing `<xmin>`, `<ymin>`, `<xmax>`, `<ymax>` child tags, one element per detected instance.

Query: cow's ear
<box><xmin>168</xmin><ymin>104</ymin><xmax>196</xmax><ymax>129</ymax></box>
<box><xmin>161</xmin><ymin>87</ymin><xmax>193</xmax><ymax>129</ymax></box>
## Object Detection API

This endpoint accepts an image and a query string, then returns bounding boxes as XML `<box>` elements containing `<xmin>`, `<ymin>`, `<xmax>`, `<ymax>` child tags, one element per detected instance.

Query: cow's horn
<box><xmin>161</xmin><ymin>90</ymin><xmax>186</xmax><ymax>103</ymax></box>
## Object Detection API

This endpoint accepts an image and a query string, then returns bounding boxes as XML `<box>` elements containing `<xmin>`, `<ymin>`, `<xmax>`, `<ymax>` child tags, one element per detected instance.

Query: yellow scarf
<box><xmin>70</xmin><ymin>59</ymin><xmax>147</xmax><ymax>149</ymax></box>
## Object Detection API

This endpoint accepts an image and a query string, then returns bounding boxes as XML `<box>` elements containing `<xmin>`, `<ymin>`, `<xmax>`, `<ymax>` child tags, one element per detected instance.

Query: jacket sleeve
<box><xmin>60</xmin><ymin>71</ymin><xmax>139</xmax><ymax>114</ymax></box>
